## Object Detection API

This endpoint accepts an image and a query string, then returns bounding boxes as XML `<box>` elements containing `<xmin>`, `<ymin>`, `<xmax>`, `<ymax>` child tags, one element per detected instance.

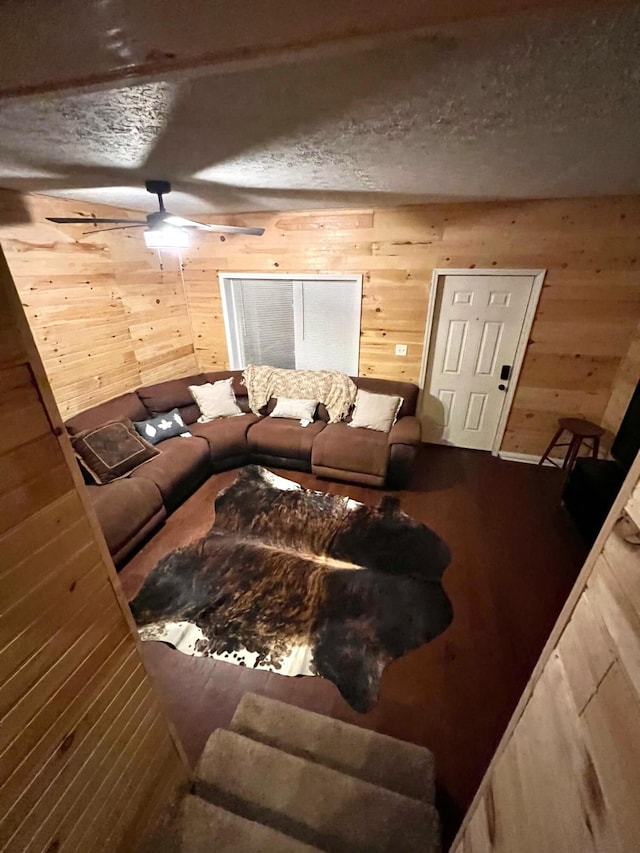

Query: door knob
<box><xmin>498</xmin><ymin>383</ymin><xmax>506</xmax><ymax>391</ymax></box>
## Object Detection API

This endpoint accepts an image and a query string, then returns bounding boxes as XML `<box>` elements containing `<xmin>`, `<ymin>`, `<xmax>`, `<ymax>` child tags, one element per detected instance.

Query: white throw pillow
<box><xmin>270</xmin><ymin>398</ymin><xmax>318</xmax><ymax>424</ymax></box>
<box><xmin>348</xmin><ymin>389</ymin><xmax>403</xmax><ymax>433</ymax></box>
<box><xmin>189</xmin><ymin>378</ymin><xmax>242</xmax><ymax>421</ymax></box>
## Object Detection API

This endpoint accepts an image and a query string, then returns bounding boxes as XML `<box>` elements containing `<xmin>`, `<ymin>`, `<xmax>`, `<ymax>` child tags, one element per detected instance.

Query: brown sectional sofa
<box><xmin>65</xmin><ymin>371</ymin><xmax>422</xmax><ymax>566</ymax></box>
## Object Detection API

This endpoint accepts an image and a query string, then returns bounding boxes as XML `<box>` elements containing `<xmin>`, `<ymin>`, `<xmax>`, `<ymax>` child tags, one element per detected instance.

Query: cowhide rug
<box><xmin>130</xmin><ymin>466</ymin><xmax>453</xmax><ymax>712</ymax></box>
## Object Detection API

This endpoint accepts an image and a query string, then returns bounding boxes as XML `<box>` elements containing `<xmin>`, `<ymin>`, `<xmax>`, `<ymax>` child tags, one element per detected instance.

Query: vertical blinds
<box><xmin>225</xmin><ymin>277</ymin><xmax>361</xmax><ymax>374</ymax></box>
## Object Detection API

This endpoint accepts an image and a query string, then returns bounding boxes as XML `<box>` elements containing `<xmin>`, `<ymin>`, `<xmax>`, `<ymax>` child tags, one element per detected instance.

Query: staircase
<box><xmin>179</xmin><ymin>692</ymin><xmax>441</xmax><ymax>852</ymax></box>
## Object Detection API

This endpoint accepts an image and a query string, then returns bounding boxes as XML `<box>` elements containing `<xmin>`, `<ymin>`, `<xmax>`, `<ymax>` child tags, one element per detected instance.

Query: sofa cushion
<box><xmin>72</xmin><ymin>417</ymin><xmax>160</xmax><ymax>484</ymax></box>
<box><xmin>87</xmin><ymin>477</ymin><xmax>164</xmax><ymax>556</ymax></box>
<box><xmin>202</xmin><ymin>370</ymin><xmax>245</xmax><ymax>394</ymax></box>
<box><xmin>130</xmin><ymin>434</ymin><xmax>210</xmax><ymax>509</ymax></box>
<box><xmin>349</xmin><ymin>389</ymin><xmax>403</xmax><ymax>433</ymax></box>
<box><xmin>312</xmin><ymin>421</ymin><xmax>389</xmax><ymax>478</ymax></box>
<box><xmin>133</xmin><ymin>408</ymin><xmax>191</xmax><ymax>445</ymax></box>
<box><xmin>65</xmin><ymin>392</ymin><xmax>148</xmax><ymax>435</ymax></box>
<box><xmin>352</xmin><ymin>377</ymin><xmax>419</xmax><ymax>418</ymax></box>
<box><xmin>189</xmin><ymin>378</ymin><xmax>242</xmax><ymax>420</ymax></box>
<box><xmin>269</xmin><ymin>397</ymin><xmax>318</xmax><ymax>423</ymax></box>
<box><xmin>189</xmin><ymin>413</ymin><xmax>260</xmax><ymax>463</ymax></box>
<box><xmin>202</xmin><ymin>370</ymin><xmax>250</xmax><ymax>413</ymax></box>
<box><xmin>248</xmin><ymin>417</ymin><xmax>325</xmax><ymax>462</ymax></box>
<box><xmin>315</xmin><ymin>403</ymin><xmax>330</xmax><ymax>423</ymax></box>
<box><xmin>137</xmin><ymin>374</ymin><xmax>207</xmax><ymax>425</ymax></box>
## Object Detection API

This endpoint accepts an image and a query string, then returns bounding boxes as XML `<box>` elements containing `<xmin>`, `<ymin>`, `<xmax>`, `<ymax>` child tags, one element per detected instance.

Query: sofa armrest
<box><xmin>386</xmin><ymin>417</ymin><xmax>421</xmax><ymax>489</ymax></box>
<box><xmin>388</xmin><ymin>416</ymin><xmax>421</xmax><ymax>446</ymax></box>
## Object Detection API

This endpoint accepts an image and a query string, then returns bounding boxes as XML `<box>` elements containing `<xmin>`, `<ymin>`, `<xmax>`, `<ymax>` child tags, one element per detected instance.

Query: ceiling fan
<box><xmin>45</xmin><ymin>180</ymin><xmax>265</xmax><ymax>248</ymax></box>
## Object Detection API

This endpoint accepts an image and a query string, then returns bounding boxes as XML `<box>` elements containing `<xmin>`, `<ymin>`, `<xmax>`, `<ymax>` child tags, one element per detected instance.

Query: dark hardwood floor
<box><xmin>119</xmin><ymin>445</ymin><xmax>586</xmax><ymax>846</ymax></box>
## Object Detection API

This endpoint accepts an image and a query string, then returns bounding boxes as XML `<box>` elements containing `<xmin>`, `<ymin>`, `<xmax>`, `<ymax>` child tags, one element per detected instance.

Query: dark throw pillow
<box><xmin>133</xmin><ymin>408</ymin><xmax>191</xmax><ymax>445</ymax></box>
<box><xmin>71</xmin><ymin>417</ymin><xmax>160</xmax><ymax>485</ymax></box>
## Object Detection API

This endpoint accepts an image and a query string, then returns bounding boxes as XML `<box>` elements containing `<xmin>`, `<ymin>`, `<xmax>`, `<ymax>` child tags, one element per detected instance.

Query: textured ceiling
<box><xmin>1</xmin><ymin>3</ymin><xmax>639</xmax><ymax>214</ymax></box>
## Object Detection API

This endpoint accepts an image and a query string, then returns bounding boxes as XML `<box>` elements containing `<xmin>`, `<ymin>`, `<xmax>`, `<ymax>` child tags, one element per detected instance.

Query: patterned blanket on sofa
<box><xmin>242</xmin><ymin>365</ymin><xmax>357</xmax><ymax>423</ymax></box>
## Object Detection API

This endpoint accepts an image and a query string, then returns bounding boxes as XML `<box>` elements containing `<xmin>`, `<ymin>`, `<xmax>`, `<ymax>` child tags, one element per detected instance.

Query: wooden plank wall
<box><xmin>181</xmin><ymin>196</ymin><xmax>640</xmax><ymax>456</ymax></box>
<box><xmin>0</xmin><ymin>189</ymin><xmax>198</xmax><ymax>419</ymax></box>
<box><xmin>451</xmin><ymin>454</ymin><xmax>640</xmax><ymax>853</ymax></box>
<box><xmin>602</xmin><ymin>317</ymin><xmax>640</xmax><ymax>437</ymax></box>
<box><xmin>0</xmin><ymin>246</ymin><xmax>189</xmax><ymax>851</ymax></box>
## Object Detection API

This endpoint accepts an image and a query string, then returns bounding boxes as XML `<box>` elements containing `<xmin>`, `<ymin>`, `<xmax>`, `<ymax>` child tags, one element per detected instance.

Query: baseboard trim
<box><xmin>498</xmin><ymin>450</ymin><xmax>563</xmax><ymax>467</ymax></box>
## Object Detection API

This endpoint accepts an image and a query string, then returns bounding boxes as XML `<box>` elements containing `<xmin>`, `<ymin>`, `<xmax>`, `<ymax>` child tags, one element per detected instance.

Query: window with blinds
<box><xmin>221</xmin><ymin>276</ymin><xmax>362</xmax><ymax>375</ymax></box>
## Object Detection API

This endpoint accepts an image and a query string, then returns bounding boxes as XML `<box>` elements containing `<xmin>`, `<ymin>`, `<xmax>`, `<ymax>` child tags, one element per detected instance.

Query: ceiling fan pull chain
<box><xmin>157</xmin><ymin>249</ymin><xmax>164</xmax><ymax>271</ymax></box>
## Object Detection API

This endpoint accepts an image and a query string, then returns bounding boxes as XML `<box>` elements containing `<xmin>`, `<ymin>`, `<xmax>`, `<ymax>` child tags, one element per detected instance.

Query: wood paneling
<box><xmin>181</xmin><ymin>197</ymin><xmax>640</xmax><ymax>455</ymax></box>
<box><xmin>0</xmin><ymin>247</ymin><xmax>189</xmax><ymax>852</ymax></box>
<box><xmin>2</xmin><ymin>191</ymin><xmax>638</xmax><ymax>454</ymax></box>
<box><xmin>602</xmin><ymin>317</ymin><xmax>640</xmax><ymax>438</ymax></box>
<box><xmin>0</xmin><ymin>190</ymin><xmax>198</xmax><ymax>419</ymax></box>
<box><xmin>451</xmin><ymin>456</ymin><xmax>640</xmax><ymax>853</ymax></box>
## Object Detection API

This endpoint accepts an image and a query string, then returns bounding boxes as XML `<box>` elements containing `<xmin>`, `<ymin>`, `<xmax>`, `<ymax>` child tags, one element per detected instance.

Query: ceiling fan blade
<box><xmin>46</xmin><ymin>217</ymin><xmax>147</xmax><ymax>225</ymax></box>
<box><xmin>164</xmin><ymin>215</ymin><xmax>264</xmax><ymax>236</ymax></box>
<box><xmin>82</xmin><ymin>224</ymin><xmax>148</xmax><ymax>235</ymax></box>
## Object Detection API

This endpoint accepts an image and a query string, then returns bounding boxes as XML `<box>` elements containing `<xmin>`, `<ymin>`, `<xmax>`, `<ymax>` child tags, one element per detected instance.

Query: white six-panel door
<box><xmin>421</xmin><ymin>273</ymin><xmax>537</xmax><ymax>450</ymax></box>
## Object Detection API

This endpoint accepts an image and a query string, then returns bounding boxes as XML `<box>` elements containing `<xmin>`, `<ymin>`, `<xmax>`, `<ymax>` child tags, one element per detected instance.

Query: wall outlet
<box><xmin>395</xmin><ymin>344</ymin><xmax>408</xmax><ymax>357</ymax></box>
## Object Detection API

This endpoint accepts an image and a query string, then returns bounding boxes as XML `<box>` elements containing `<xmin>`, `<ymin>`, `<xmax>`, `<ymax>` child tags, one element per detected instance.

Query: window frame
<box><xmin>218</xmin><ymin>272</ymin><xmax>363</xmax><ymax>371</ymax></box>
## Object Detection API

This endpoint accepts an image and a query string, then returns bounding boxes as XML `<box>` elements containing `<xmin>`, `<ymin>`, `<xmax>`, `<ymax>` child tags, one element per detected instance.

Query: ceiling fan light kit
<box><xmin>143</xmin><ymin>225</ymin><xmax>190</xmax><ymax>250</ymax></box>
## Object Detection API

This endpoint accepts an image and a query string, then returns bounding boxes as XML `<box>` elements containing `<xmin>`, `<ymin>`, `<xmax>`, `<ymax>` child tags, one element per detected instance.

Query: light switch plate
<box><xmin>395</xmin><ymin>344</ymin><xmax>408</xmax><ymax>357</ymax></box>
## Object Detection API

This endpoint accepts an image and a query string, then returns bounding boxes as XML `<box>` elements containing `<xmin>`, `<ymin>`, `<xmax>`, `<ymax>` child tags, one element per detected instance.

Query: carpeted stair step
<box><xmin>230</xmin><ymin>692</ymin><xmax>436</xmax><ymax>804</ymax></box>
<box><xmin>180</xmin><ymin>794</ymin><xmax>322</xmax><ymax>852</ymax></box>
<box><xmin>195</xmin><ymin>728</ymin><xmax>440</xmax><ymax>853</ymax></box>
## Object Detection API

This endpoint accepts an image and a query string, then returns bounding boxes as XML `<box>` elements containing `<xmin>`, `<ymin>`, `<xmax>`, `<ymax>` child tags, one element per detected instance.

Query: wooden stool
<box><xmin>538</xmin><ymin>417</ymin><xmax>604</xmax><ymax>471</ymax></box>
